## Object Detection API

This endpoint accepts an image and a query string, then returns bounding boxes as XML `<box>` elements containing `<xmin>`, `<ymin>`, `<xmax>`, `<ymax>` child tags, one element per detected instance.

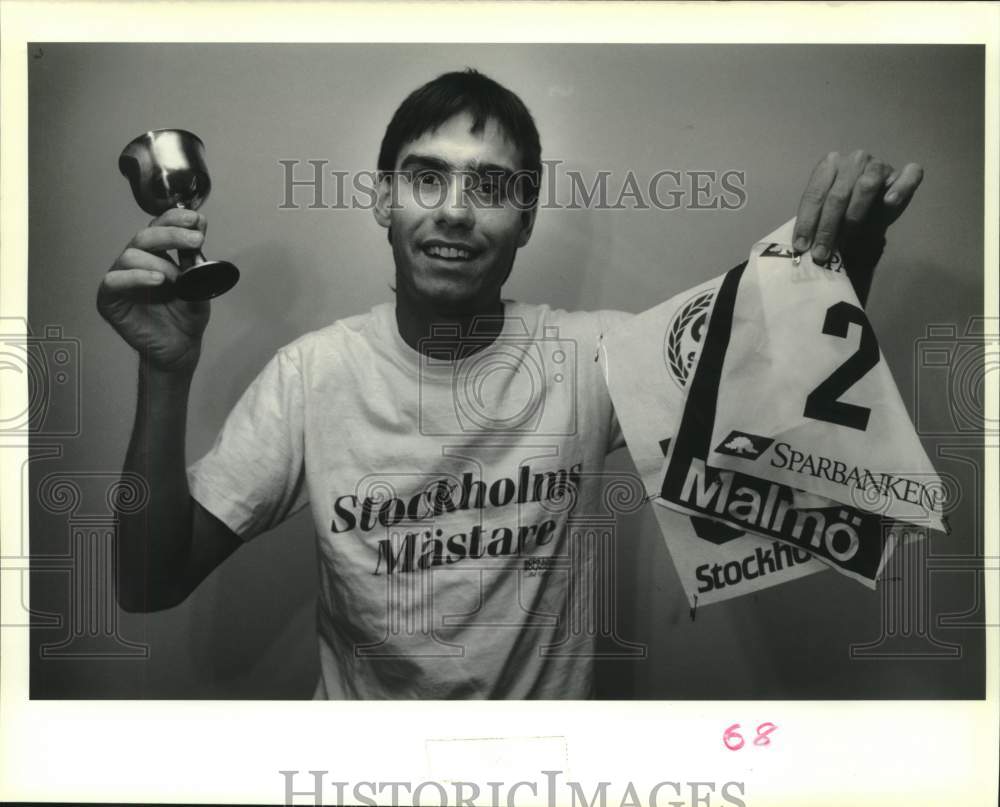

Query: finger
<box><xmin>148</xmin><ymin>208</ymin><xmax>207</xmax><ymax>234</ymax></box>
<box><xmin>112</xmin><ymin>246</ymin><xmax>181</xmax><ymax>282</ymax></box>
<box><xmin>844</xmin><ymin>159</ymin><xmax>893</xmax><ymax>227</ymax></box>
<box><xmin>130</xmin><ymin>225</ymin><xmax>205</xmax><ymax>253</ymax></box>
<box><xmin>100</xmin><ymin>268</ymin><xmax>168</xmax><ymax>293</ymax></box>
<box><xmin>793</xmin><ymin>152</ymin><xmax>839</xmax><ymax>252</ymax></box>
<box><xmin>882</xmin><ymin>162</ymin><xmax>924</xmax><ymax>220</ymax></box>
<box><xmin>811</xmin><ymin>153</ymin><xmax>869</xmax><ymax>263</ymax></box>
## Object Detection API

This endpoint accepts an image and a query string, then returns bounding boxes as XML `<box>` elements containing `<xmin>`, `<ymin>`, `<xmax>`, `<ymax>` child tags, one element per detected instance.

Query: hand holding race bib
<box><xmin>656</xmin><ymin>219</ymin><xmax>947</xmax><ymax>587</ymax></box>
<box><xmin>599</xmin><ymin>218</ymin><xmax>947</xmax><ymax>598</ymax></box>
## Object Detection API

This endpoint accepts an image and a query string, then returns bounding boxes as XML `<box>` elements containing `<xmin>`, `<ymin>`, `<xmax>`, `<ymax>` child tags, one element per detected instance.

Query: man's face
<box><xmin>375</xmin><ymin>111</ymin><xmax>536</xmax><ymax>313</ymax></box>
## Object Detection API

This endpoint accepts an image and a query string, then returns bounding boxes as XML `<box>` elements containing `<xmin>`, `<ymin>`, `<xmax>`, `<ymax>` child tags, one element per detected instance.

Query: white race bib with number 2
<box><xmin>704</xmin><ymin>219</ymin><xmax>946</xmax><ymax>531</ymax></box>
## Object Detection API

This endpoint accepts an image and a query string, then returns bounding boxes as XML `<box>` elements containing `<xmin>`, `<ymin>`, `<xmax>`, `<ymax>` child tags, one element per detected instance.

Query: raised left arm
<box><xmin>792</xmin><ymin>150</ymin><xmax>924</xmax><ymax>305</ymax></box>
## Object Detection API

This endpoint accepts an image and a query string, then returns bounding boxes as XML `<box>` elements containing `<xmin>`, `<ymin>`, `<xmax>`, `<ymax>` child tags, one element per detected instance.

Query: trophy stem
<box><xmin>177</xmin><ymin>248</ymin><xmax>208</xmax><ymax>271</ymax></box>
<box><xmin>173</xmin><ymin>220</ymin><xmax>239</xmax><ymax>302</ymax></box>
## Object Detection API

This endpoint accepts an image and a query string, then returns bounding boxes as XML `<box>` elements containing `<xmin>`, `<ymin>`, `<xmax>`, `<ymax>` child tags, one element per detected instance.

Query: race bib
<box><xmin>656</xmin><ymin>220</ymin><xmax>946</xmax><ymax>588</ymax></box>
<box><xmin>598</xmin><ymin>277</ymin><xmax>828</xmax><ymax>610</ymax></box>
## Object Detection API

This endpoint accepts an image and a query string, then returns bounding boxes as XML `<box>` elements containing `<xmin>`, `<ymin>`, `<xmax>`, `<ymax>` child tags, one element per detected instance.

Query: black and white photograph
<box><xmin>2</xmin><ymin>2</ymin><xmax>997</xmax><ymax>806</ymax></box>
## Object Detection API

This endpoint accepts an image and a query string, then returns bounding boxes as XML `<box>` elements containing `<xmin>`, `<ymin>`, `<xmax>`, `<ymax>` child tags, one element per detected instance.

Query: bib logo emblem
<box><xmin>716</xmin><ymin>430</ymin><xmax>774</xmax><ymax>460</ymax></box>
<box><xmin>664</xmin><ymin>290</ymin><xmax>714</xmax><ymax>389</ymax></box>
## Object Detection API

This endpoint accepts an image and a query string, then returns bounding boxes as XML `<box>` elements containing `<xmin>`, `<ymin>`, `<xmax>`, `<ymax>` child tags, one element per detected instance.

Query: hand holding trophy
<box><xmin>118</xmin><ymin>129</ymin><xmax>239</xmax><ymax>301</ymax></box>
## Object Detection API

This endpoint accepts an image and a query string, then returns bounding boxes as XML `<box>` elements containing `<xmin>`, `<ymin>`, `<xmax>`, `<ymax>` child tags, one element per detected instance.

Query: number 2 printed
<box><xmin>803</xmin><ymin>301</ymin><xmax>880</xmax><ymax>431</ymax></box>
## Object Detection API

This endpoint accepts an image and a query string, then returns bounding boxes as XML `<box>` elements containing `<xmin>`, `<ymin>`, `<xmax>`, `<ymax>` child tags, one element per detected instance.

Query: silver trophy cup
<box><xmin>118</xmin><ymin>129</ymin><xmax>239</xmax><ymax>300</ymax></box>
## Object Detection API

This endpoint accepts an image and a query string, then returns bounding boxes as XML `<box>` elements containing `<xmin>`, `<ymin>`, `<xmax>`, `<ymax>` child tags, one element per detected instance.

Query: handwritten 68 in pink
<box><xmin>723</xmin><ymin>722</ymin><xmax>778</xmax><ymax>751</ymax></box>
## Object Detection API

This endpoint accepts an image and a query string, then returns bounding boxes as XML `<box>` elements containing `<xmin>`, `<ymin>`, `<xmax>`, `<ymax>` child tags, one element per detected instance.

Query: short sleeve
<box><xmin>187</xmin><ymin>348</ymin><xmax>308</xmax><ymax>541</ymax></box>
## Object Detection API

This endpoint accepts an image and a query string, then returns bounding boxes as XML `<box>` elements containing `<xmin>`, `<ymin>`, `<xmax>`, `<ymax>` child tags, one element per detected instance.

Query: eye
<box><xmin>474</xmin><ymin>174</ymin><xmax>506</xmax><ymax>203</ymax></box>
<box><xmin>414</xmin><ymin>170</ymin><xmax>443</xmax><ymax>187</ymax></box>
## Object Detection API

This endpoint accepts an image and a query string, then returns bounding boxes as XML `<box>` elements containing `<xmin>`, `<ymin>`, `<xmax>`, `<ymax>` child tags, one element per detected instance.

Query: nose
<box><xmin>433</xmin><ymin>174</ymin><xmax>475</xmax><ymax>229</ymax></box>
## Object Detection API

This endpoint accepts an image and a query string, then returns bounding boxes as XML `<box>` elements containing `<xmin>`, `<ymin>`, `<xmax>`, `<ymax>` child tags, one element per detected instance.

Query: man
<box><xmin>98</xmin><ymin>69</ymin><xmax>922</xmax><ymax>698</ymax></box>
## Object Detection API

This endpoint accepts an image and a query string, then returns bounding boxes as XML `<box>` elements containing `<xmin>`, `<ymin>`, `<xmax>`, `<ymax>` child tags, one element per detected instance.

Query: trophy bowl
<box><xmin>118</xmin><ymin>129</ymin><xmax>239</xmax><ymax>301</ymax></box>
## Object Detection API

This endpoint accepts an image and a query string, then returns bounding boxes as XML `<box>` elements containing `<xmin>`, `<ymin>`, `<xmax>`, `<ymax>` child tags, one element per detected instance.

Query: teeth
<box><xmin>426</xmin><ymin>245</ymin><xmax>472</xmax><ymax>260</ymax></box>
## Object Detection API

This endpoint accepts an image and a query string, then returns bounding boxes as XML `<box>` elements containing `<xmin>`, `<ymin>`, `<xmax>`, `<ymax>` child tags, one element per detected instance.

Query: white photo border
<box><xmin>1</xmin><ymin>2</ymin><xmax>997</xmax><ymax>806</ymax></box>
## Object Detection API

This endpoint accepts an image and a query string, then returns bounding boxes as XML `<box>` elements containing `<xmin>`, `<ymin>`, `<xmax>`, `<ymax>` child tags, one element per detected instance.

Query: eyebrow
<box><xmin>398</xmin><ymin>154</ymin><xmax>517</xmax><ymax>178</ymax></box>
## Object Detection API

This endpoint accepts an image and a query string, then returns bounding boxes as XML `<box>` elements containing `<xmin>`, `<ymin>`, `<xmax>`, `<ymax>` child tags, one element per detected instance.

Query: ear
<box><xmin>517</xmin><ymin>206</ymin><xmax>537</xmax><ymax>247</ymax></box>
<box><xmin>373</xmin><ymin>172</ymin><xmax>393</xmax><ymax>229</ymax></box>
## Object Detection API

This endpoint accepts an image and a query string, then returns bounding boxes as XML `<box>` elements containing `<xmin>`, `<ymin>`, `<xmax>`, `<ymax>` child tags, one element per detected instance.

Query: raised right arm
<box><xmin>98</xmin><ymin>208</ymin><xmax>243</xmax><ymax>612</ymax></box>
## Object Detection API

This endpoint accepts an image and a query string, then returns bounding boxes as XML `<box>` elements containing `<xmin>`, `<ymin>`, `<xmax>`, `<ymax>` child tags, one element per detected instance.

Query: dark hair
<box><xmin>377</xmin><ymin>68</ymin><xmax>542</xmax><ymax>205</ymax></box>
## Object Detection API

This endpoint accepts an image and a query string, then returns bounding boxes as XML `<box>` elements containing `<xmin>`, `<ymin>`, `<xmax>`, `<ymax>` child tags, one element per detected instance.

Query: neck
<box><xmin>395</xmin><ymin>290</ymin><xmax>505</xmax><ymax>357</ymax></box>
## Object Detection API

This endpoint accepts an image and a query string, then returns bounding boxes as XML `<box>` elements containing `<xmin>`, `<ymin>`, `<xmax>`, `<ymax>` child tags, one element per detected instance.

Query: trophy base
<box><xmin>175</xmin><ymin>260</ymin><xmax>240</xmax><ymax>301</ymax></box>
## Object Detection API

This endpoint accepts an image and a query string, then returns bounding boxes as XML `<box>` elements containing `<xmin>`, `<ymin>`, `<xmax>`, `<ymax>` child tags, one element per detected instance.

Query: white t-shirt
<box><xmin>187</xmin><ymin>300</ymin><xmax>632</xmax><ymax>698</ymax></box>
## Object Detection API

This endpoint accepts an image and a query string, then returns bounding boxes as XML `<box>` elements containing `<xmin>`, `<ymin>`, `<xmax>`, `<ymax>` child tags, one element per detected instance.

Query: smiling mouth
<box><xmin>422</xmin><ymin>244</ymin><xmax>477</xmax><ymax>261</ymax></box>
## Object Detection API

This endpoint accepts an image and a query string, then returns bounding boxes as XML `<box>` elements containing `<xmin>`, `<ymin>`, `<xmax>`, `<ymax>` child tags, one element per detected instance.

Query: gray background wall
<box><xmin>27</xmin><ymin>44</ymin><xmax>985</xmax><ymax>698</ymax></box>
